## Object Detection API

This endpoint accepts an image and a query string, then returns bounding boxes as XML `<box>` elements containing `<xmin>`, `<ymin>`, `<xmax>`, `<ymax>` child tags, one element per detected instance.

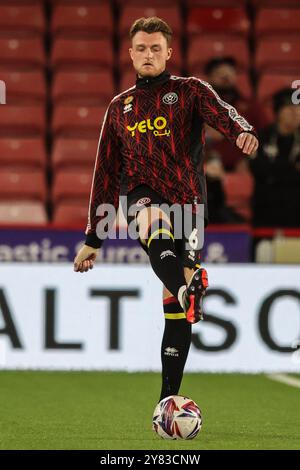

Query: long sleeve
<box><xmin>85</xmin><ymin>103</ymin><xmax>122</xmax><ymax>248</ymax></box>
<box><xmin>192</xmin><ymin>78</ymin><xmax>256</xmax><ymax>145</ymax></box>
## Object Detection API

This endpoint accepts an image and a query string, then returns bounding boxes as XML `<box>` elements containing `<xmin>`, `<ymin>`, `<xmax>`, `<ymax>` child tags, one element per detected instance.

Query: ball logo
<box><xmin>163</xmin><ymin>92</ymin><xmax>178</xmax><ymax>105</ymax></box>
<box><xmin>136</xmin><ymin>197</ymin><xmax>151</xmax><ymax>206</ymax></box>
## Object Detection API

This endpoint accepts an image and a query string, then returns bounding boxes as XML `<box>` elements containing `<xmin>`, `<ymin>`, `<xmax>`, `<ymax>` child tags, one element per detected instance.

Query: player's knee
<box><xmin>137</xmin><ymin>207</ymin><xmax>172</xmax><ymax>244</ymax></box>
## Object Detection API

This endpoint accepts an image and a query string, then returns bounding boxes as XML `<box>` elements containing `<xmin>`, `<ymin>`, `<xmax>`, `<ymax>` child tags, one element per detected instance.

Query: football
<box><xmin>152</xmin><ymin>395</ymin><xmax>202</xmax><ymax>440</ymax></box>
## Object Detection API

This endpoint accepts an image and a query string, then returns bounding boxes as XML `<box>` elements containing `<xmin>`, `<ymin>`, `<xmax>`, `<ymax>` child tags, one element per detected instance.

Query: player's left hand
<box><xmin>236</xmin><ymin>132</ymin><xmax>259</xmax><ymax>156</ymax></box>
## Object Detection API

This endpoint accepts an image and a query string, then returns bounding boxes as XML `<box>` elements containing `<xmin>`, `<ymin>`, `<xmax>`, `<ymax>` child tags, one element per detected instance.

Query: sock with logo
<box><xmin>159</xmin><ymin>297</ymin><xmax>192</xmax><ymax>401</ymax></box>
<box><xmin>146</xmin><ymin>219</ymin><xmax>187</xmax><ymax>303</ymax></box>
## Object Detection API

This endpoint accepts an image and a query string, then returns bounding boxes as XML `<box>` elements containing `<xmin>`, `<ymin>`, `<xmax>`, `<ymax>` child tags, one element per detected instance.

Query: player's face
<box><xmin>129</xmin><ymin>31</ymin><xmax>172</xmax><ymax>78</ymax></box>
<box><xmin>278</xmin><ymin>105</ymin><xmax>299</xmax><ymax>132</ymax></box>
<box><xmin>209</xmin><ymin>64</ymin><xmax>237</xmax><ymax>89</ymax></box>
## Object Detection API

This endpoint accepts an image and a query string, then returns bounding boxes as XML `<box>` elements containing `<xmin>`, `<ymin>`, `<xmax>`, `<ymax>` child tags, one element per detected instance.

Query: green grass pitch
<box><xmin>0</xmin><ymin>371</ymin><xmax>299</xmax><ymax>450</ymax></box>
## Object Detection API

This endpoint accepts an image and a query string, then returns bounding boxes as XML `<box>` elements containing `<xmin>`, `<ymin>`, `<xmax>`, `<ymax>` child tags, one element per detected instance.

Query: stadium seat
<box><xmin>255</xmin><ymin>8</ymin><xmax>300</xmax><ymax>36</ymax></box>
<box><xmin>255</xmin><ymin>35</ymin><xmax>300</xmax><ymax>72</ymax></box>
<box><xmin>187</xmin><ymin>7</ymin><xmax>250</xmax><ymax>36</ymax></box>
<box><xmin>0</xmin><ymin>200</ymin><xmax>47</xmax><ymax>225</ymax></box>
<box><xmin>0</xmin><ymin>70</ymin><xmax>46</xmax><ymax>104</ymax></box>
<box><xmin>0</xmin><ymin>138</ymin><xmax>46</xmax><ymax>169</ymax></box>
<box><xmin>52</xmin><ymin>168</ymin><xmax>93</xmax><ymax>203</ymax></box>
<box><xmin>52</xmin><ymin>105</ymin><xmax>106</xmax><ymax>138</ymax></box>
<box><xmin>51</xmin><ymin>3</ymin><xmax>113</xmax><ymax>37</ymax></box>
<box><xmin>187</xmin><ymin>35</ymin><xmax>249</xmax><ymax>70</ymax></box>
<box><xmin>119</xmin><ymin>37</ymin><xmax>183</xmax><ymax>73</ymax></box>
<box><xmin>257</xmin><ymin>73</ymin><xmax>299</xmax><ymax>101</ymax></box>
<box><xmin>0</xmin><ymin>168</ymin><xmax>46</xmax><ymax>201</ymax></box>
<box><xmin>0</xmin><ymin>105</ymin><xmax>46</xmax><ymax>137</ymax></box>
<box><xmin>52</xmin><ymin>71</ymin><xmax>114</xmax><ymax>105</ymax></box>
<box><xmin>0</xmin><ymin>37</ymin><xmax>45</xmax><ymax>69</ymax></box>
<box><xmin>252</xmin><ymin>0</ymin><xmax>300</xmax><ymax>7</ymax></box>
<box><xmin>119</xmin><ymin>71</ymin><xmax>138</xmax><ymax>92</ymax></box>
<box><xmin>0</xmin><ymin>4</ymin><xmax>45</xmax><ymax>37</ymax></box>
<box><xmin>51</xmin><ymin>38</ymin><xmax>113</xmax><ymax>71</ymax></box>
<box><xmin>187</xmin><ymin>0</ymin><xmax>247</xmax><ymax>5</ymax></box>
<box><xmin>119</xmin><ymin>6</ymin><xmax>182</xmax><ymax>36</ymax></box>
<box><xmin>52</xmin><ymin>138</ymin><xmax>98</xmax><ymax>169</ymax></box>
<box><xmin>52</xmin><ymin>200</ymin><xmax>89</xmax><ymax>226</ymax></box>
<box><xmin>224</xmin><ymin>170</ymin><xmax>253</xmax><ymax>221</ymax></box>
<box><xmin>116</xmin><ymin>0</ymin><xmax>179</xmax><ymax>5</ymax></box>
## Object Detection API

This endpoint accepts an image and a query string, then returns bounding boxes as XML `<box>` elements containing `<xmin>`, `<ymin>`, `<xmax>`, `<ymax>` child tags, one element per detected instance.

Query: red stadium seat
<box><xmin>255</xmin><ymin>35</ymin><xmax>300</xmax><ymax>72</ymax></box>
<box><xmin>187</xmin><ymin>0</ymin><xmax>247</xmax><ymax>5</ymax></box>
<box><xmin>0</xmin><ymin>138</ymin><xmax>46</xmax><ymax>169</ymax></box>
<box><xmin>255</xmin><ymin>8</ymin><xmax>300</xmax><ymax>36</ymax></box>
<box><xmin>187</xmin><ymin>35</ymin><xmax>250</xmax><ymax>70</ymax></box>
<box><xmin>116</xmin><ymin>0</ymin><xmax>179</xmax><ymax>5</ymax></box>
<box><xmin>52</xmin><ymin>138</ymin><xmax>98</xmax><ymax>169</ymax></box>
<box><xmin>0</xmin><ymin>37</ymin><xmax>45</xmax><ymax>69</ymax></box>
<box><xmin>187</xmin><ymin>7</ymin><xmax>250</xmax><ymax>36</ymax></box>
<box><xmin>52</xmin><ymin>105</ymin><xmax>106</xmax><ymax>138</ymax></box>
<box><xmin>52</xmin><ymin>71</ymin><xmax>114</xmax><ymax>105</ymax></box>
<box><xmin>119</xmin><ymin>6</ymin><xmax>182</xmax><ymax>36</ymax></box>
<box><xmin>51</xmin><ymin>38</ymin><xmax>113</xmax><ymax>71</ymax></box>
<box><xmin>51</xmin><ymin>3</ymin><xmax>113</xmax><ymax>37</ymax></box>
<box><xmin>224</xmin><ymin>171</ymin><xmax>253</xmax><ymax>221</ymax></box>
<box><xmin>0</xmin><ymin>4</ymin><xmax>45</xmax><ymax>37</ymax></box>
<box><xmin>0</xmin><ymin>70</ymin><xmax>46</xmax><ymax>104</ymax></box>
<box><xmin>0</xmin><ymin>168</ymin><xmax>46</xmax><ymax>202</ymax></box>
<box><xmin>0</xmin><ymin>105</ymin><xmax>45</xmax><ymax>137</ymax></box>
<box><xmin>52</xmin><ymin>167</ymin><xmax>93</xmax><ymax>203</ymax></box>
<box><xmin>0</xmin><ymin>200</ymin><xmax>47</xmax><ymax>225</ymax></box>
<box><xmin>119</xmin><ymin>37</ymin><xmax>182</xmax><ymax>73</ymax></box>
<box><xmin>252</xmin><ymin>0</ymin><xmax>300</xmax><ymax>6</ymax></box>
<box><xmin>53</xmin><ymin>200</ymin><xmax>89</xmax><ymax>226</ymax></box>
<box><xmin>257</xmin><ymin>73</ymin><xmax>299</xmax><ymax>101</ymax></box>
<box><xmin>119</xmin><ymin>71</ymin><xmax>138</xmax><ymax>93</ymax></box>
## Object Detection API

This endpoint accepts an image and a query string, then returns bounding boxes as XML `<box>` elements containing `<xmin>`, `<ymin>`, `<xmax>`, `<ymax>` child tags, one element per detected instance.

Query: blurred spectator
<box><xmin>205</xmin><ymin>152</ymin><xmax>245</xmax><ymax>224</ymax></box>
<box><xmin>204</xmin><ymin>56</ymin><xmax>267</xmax><ymax>170</ymax></box>
<box><xmin>249</xmin><ymin>88</ymin><xmax>300</xmax><ymax>227</ymax></box>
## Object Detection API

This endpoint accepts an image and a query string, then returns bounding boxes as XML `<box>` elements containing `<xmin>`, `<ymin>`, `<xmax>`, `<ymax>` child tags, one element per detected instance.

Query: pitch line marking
<box><xmin>266</xmin><ymin>373</ymin><xmax>300</xmax><ymax>389</ymax></box>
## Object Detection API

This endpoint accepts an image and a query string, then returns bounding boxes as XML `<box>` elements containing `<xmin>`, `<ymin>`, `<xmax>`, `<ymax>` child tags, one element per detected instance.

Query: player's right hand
<box><xmin>74</xmin><ymin>244</ymin><xmax>99</xmax><ymax>273</ymax></box>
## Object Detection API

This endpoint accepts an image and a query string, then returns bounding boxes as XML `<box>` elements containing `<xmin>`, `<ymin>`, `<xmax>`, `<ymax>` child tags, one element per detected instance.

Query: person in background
<box><xmin>204</xmin><ymin>56</ymin><xmax>267</xmax><ymax>170</ymax></box>
<box><xmin>249</xmin><ymin>88</ymin><xmax>300</xmax><ymax>227</ymax></box>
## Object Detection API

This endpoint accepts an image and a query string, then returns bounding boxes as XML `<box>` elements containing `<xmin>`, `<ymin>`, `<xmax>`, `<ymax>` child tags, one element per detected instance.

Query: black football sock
<box><xmin>159</xmin><ymin>297</ymin><xmax>192</xmax><ymax>401</ymax></box>
<box><xmin>146</xmin><ymin>219</ymin><xmax>187</xmax><ymax>302</ymax></box>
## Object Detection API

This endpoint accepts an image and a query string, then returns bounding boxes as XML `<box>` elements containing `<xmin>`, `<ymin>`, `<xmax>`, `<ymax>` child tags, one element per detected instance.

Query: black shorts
<box><xmin>120</xmin><ymin>184</ymin><xmax>203</xmax><ymax>269</ymax></box>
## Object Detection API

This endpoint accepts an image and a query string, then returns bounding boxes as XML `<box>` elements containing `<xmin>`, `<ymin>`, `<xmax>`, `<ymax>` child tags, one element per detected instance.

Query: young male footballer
<box><xmin>74</xmin><ymin>17</ymin><xmax>258</xmax><ymax>400</ymax></box>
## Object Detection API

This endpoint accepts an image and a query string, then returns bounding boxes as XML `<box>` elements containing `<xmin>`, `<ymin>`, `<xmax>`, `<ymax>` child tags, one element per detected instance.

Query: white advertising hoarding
<box><xmin>0</xmin><ymin>264</ymin><xmax>299</xmax><ymax>372</ymax></box>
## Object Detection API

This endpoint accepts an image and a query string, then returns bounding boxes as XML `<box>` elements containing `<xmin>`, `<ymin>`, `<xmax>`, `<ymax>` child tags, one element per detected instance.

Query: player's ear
<box><xmin>166</xmin><ymin>48</ymin><xmax>172</xmax><ymax>61</ymax></box>
<box><xmin>129</xmin><ymin>47</ymin><xmax>134</xmax><ymax>61</ymax></box>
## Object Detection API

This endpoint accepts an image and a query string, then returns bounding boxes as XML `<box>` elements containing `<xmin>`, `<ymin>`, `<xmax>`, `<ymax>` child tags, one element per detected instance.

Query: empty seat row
<box><xmin>0</xmin><ymin>70</ymin><xmax>114</xmax><ymax>105</ymax></box>
<box><xmin>187</xmin><ymin>35</ymin><xmax>300</xmax><ymax>72</ymax></box>
<box><xmin>0</xmin><ymin>168</ymin><xmax>254</xmax><ymax>226</ymax></box>
<box><xmin>0</xmin><ymin>105</ymin><xmax>106</xmax><ymax>137</ymax></box>
<box><xmin>0</xmin><ymin>35</ymin><xmax>299</xmax><ymax>74</ymax></box>
<box><xmin>0</xmin><ymin>200</ymin><xmax>89</xmax><ymax>227</ymax></box>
